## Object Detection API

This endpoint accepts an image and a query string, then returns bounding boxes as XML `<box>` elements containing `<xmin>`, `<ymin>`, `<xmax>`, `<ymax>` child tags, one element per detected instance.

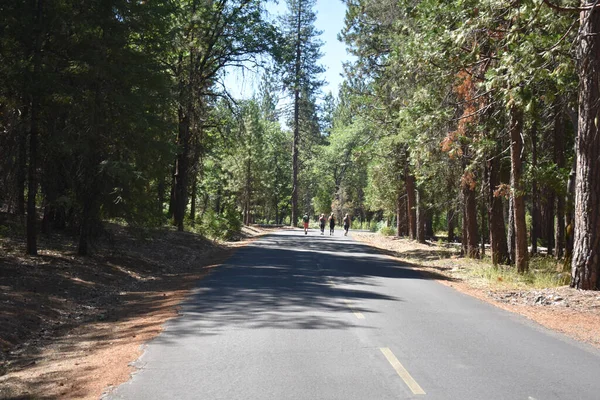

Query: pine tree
<box><xmin>279</xmin><ymin>0</ymin><xmax>324</xmax><ymax>227</ymax></box>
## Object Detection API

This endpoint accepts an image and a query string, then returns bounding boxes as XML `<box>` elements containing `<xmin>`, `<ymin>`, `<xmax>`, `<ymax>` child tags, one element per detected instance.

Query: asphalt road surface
<box><xmin>107</xmin><ymin>229</ymin><xmax>600</xmax><ymax>400</ymax></box>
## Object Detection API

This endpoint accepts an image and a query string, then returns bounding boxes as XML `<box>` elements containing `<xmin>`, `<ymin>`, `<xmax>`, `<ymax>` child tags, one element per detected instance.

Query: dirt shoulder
<box><xmin>353</xmin><ymin>233</ymin><xmax>600</xmax><ymax>349</ymax></box>
<box><xmin>0</xmin><ymin>223</ymin><xmax>274</xmax><ymax>400</ymax></box>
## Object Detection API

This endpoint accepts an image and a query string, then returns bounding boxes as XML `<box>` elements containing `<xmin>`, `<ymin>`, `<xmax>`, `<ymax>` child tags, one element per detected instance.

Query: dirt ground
<box><xmin>353</xmin><ymin>233</ymin><xmax>600</xmax><ymax>349</ymax></box>
<box><xmin>0</xmin><ymin>222</ymin><xmax>272</xmax><ymax>400</ymax></box>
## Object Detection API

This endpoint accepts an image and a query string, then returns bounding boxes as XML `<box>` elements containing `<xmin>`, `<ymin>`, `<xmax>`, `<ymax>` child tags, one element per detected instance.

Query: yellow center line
<box><xmin>343</xmin><ymin>299</ymin><xmax>365</xmax><ymax>319</ymax></box>
<box><xmin>380</xmin><ymin>347</ymin><xmax>426</xmax><ymax>395</ymax></box>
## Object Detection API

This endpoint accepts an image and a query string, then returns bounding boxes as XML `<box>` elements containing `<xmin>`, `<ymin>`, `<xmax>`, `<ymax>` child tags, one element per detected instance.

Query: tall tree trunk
<box><xmin>405</xmin><ymin>173</ymin><xmax>417</xmax><ymax>240</ymax></box>
<box><xmin>290</xmin><ymin>2</ymin><xmax>302</xmax><ymax>228</ymax></box>
<box><xmin>480</xmin><ymin>195</ymin><xmax>486</xmax><ymax>258</ymax></box>
<box><xmin>480</xmin><ymin>163</ymin><xmax>488</xmax><ymax>257</ymax></box>
<box><xmin>507</xmin><ymin>196</ymin><xmax>516</xmax><ymax>264</ymax></box>
<box><xmin>157</xmin><ymin>177</ymin><xmax>165</xmax><ymax>216</ymax></box>
<box><xmin>168</xmin><ymin>165</ymin><xmax>175</xmax><ymax>218</ymax></box>
<box><xmin>174</xmin><ymin>105</ymin><xmax>190</xmax><ymax>232</ymax></box>
<box><xmin>554</xmin><ymin>105</ymin><xmax>566</xmax><ymax>259</ymax></box>
<box><xmin>488</xmin><ymin>155</ymin><xmax>509</xmax><ymax>265</ymax></box>
<box><xmin>565</xmin><ymin>156</ymin><xmax>576</xmax><ymax>261</ymax></box>
<box><xmin>509</xmin><ymin>106</ymin><xmax>529</xmax><ymax>273</ymax></box>
<box><xmin>189</xmin><ymin>174</ymin><xmax>197</xmax><ymax>225</ymax></box>
<box><xmin>26</xmin><ymin>0</ymin><xmax>44</xmax><ymax>256</ymax></box>
<box><xmin>245</xmin><ymin>154</ymin><xmax>251</xmax><ymax>225</ymax></box>
<box><xmin>447</xmin><ymin>210</ymin><xmax>455</xmax><ymax>243</ymax></box>
<box><xmin>416</xmin><ymin>188</ymin><xmax>426</xmax><ymax>243</ymax></box>
<box><xmin>541</xmin><ymin>188</ymin><xmax>555</xmax><ymax>256</ymax></box>
<box><xmin>17</xmin><ymin>106</ymin><xmax>28</xmax><ymax>216</ymax></box>
<box><xmin>396</xmin><ymin>190</ymin><xmax>407</xmax><ymax>237</ymax></box>
<box><xmin>425</xmin><ymin>209</ymin><xmax>434</xmax><ymax>239</ymax></box>
<box><xmin>463</xmin><ymin>181</ymin><xmax>479</xmax><ymax>258</ymax></box>
<box><xmin>530</xmin><ymin>118</ymin><xmax>539</xmax><ymax>255</ymax></box>
<box><xmin>571</xmin><ymin>4</ymin><xmax>600</xmax><ymax>289</ymax></box>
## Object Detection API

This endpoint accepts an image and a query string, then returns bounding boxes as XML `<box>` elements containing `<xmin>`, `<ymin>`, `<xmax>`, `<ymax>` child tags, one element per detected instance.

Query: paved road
<box><xmin>107</xmin><ymin>229</ymin><xmax>600</xmax><ymax>400</ymax></box>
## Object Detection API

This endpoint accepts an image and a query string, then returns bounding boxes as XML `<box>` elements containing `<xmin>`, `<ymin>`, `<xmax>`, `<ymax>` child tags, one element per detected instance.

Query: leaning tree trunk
<box><xmin>571</xmin><ymin>3</ymin><xmax>600</xmax><ymax>290</ymax></box>
<box><xmin>488</xmin><ymin>155</ymin><xmax>509</xmax><ymax>265</ymax></box>
<box><xmin>509</xmin><ymin>105</ymin><xmax>529</xmax><ymax>273</ymax></box>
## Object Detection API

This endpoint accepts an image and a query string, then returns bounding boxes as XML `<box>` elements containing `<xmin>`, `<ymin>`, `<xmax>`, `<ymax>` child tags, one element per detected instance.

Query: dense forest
<box><xmin>1</xmin><ymin>0</ymin><xmax>600</xmax><ymax>290</ymax></box>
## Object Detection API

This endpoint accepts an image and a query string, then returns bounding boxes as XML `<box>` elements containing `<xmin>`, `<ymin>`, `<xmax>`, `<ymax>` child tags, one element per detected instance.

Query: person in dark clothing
<box><xmin>319</xmin><ymin>213</ymin><xmax>326</xmax><ymax>235</ymax></box>
<box><xmin>328</xmin><ymin>213</ymin><xmax>335</xmax><ymax>236</ymax></box>
<box><xmin>343</xmin><ymin>213</ymin><xmax>350</xmax><ymax>236</ymax></box>
<box><xmin>302</xmin><ymin>213</ymin><xmax>310</xmax><ymax>235</ymax></box>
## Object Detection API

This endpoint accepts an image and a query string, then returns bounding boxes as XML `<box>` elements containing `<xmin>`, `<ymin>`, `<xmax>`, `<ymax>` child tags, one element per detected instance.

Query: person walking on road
<box><xmin>302</xmin><ymin>213</ymin><xmax>310</xmax><ymax>235</ymax></box>
<box><xmin>319</xmin><ymin>213</ymin><xmax>326</xmax><ymax>235</ymax></box>
<box><xmin>343</xmin><ymin>213</ymin><xmax>350</xmax><ymax>236</ymax></box>
<box><xmin>328</xmin><ymin>213</ymin><xmax>335</xmax><ymax>236</ymax></box>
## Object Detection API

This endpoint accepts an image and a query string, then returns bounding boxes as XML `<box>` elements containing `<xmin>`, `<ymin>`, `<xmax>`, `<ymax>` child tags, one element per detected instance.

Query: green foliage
<box><xmin>379</xmin><ymin>225</ymin><xmax>396</xmax><ymax>237</ymax></box>
<box><xmin>199</xmin><ymin>207</ymin><xmax>242</xmax><ymax>241</ymax></box>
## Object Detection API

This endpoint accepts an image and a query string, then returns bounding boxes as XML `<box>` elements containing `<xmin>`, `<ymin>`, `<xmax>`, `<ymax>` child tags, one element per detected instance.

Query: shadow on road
<box><xmin>152</xmin><ymin>232</ymin><xmax>452</xmax><ymax>344</ymax></box>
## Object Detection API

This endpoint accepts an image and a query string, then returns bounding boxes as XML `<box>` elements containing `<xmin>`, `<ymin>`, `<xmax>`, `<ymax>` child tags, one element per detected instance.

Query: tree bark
<box><xmin>488</xmin><ymin>155</ymin><xmax>509</xmax><ymax>265</ymax></box>
<box><xmin>571</xmin><ymin>4</ymin><xmax>600</xmax><ymax>290</ymax></box>
<box><xmin>447</xmin><ymin>210</ymin><xmax>455</xmax><ymax>243</ymax></box>
<box><xmin>157</xmin><ymin>177</ymin><xmax>165</xmax><ymax>216</ymax></box>
<box><xmin>507</xmin><ymin>196</ymin><xmax>516</xmax><ymax>264</ymax></box>
<box><xmin>416</xmin><ymin>188</ymin><xmax>426</xmax><ymax>243</ymax></box>
<box><xmin>425</xmin><ymin>209</ymin><xmax>434</xmax><ymax>239</ymax></box>
<box><xmin>463</xmin><ymin>181</ymin><xmax>479</xmax><ymax>258</ymax></box>
<box><xmin>509</xmin><ymin>106</ymin><xmax>529</xmax><ymax>273</ymax></box>
<box><xmin>565</xmin><ymin>157</ymin><xmax>576</xmax><ymax>261</ymax></box>
<box><xmin>405</xmin><ymin>173</ymin><xmax>417</xmax><ymax>240</ymax></box>
<box><xmin>554</xmin><ymin>105</ymin><xmax>566</xmax><ymax>259</ymax></box>
<box><xmin>530</xmin><ymin>118</ymin><xmax>539</xmax><ymax>255</ymax></box>
<box><xmin>290</xmin><ymin>1</ymin><xmax>302</xmax><ymax>228</ymax></box>
<box><xmin>189</xmin><ymin>174</ymin><xmax>197</xmax><ymax>225</ymax></box>
<box><xmin>540</xmin><ymin>188</ymin><xmax>555</xmax><ymax>255</ymax></box>
<box><xmin>17</xmin><ymin>106</ymin><xmax>28</xmax><ymax>216</ymax></box>
<box><xmin>173</xmin><ymin>104</ymin><xmax>190</xmax><ymax>232</ymax></box>
<box><xmin>26</xmin><ymin>0</ymin><xmax>44</xmax><ymax>256</ymax></box>
<box><xmin>396</xmin><ymin>191</ymin><xmax>407</xmax><ymax>237</ymax></box>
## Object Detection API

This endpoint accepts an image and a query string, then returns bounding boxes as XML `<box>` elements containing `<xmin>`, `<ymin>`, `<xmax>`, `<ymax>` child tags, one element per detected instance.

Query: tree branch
<box><xmin>541</xmin><ymin>0</ymin><xmax>596</xmax><ymax>12</ymax></box>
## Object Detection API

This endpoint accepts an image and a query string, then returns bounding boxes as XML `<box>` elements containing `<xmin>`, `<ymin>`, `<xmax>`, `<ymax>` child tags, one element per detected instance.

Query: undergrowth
<box><xmin>457</xmin><ymin>255</ymin><xmax>570</xmax><ymax>289</ymax></box>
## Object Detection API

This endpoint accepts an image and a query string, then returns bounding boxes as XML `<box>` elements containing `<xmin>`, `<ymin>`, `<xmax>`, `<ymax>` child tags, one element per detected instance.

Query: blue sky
<box><xmin>222</xmin><ymin>0</ymin><xmax>353</xmax><ymax>100</ymax></box>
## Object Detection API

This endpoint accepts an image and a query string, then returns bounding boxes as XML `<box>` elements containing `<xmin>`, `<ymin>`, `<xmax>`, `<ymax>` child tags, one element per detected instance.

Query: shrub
<box><xmin>379</xmin><ymin>225</ymin><xmax>395</xmax><ymax>236</ymax></box>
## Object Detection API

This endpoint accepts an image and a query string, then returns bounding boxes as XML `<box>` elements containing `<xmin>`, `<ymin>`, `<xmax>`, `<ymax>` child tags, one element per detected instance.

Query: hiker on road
<box><xmin>328</xmin><ymin>213</ymin><xmax>335</xmax><ymax>236</ymax></box>
<box><xmin>303</xmin><ymin>213</ymin><xmax>310</xmax><ymax>235</ymax></box>
<box><xmin>343</xmin><ymin>213</ymin><xmax>350</xmax><ymax>236</ymax></box>
<box><xmin>319</xmin><ymin>213</ymin><xmax>326</xmax><ymax>235</ymax></box>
